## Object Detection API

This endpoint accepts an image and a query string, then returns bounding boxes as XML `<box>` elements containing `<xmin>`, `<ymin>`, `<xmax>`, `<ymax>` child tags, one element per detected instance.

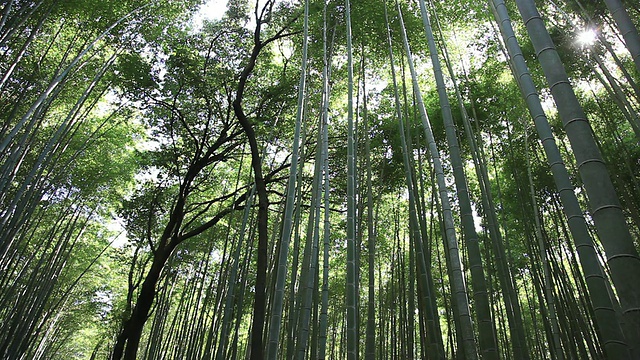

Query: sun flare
<box><xmin>577</xmin><ymin>28</ymin><xmax>598</xmax><ymax>46</ymax></box>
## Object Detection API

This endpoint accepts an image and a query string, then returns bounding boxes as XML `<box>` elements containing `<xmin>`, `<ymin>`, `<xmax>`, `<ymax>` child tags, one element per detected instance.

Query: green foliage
<box><xmin>2</xmin><ymin>0</ymin><xmax>640</xmax><ymax>358</ymax></box>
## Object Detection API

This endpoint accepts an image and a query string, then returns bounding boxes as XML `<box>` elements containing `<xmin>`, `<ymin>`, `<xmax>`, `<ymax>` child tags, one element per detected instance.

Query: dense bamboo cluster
<box><xmin>1</xmin><ymin>0</ymin><xmax>640</xmax><ymax>359</ymax></box>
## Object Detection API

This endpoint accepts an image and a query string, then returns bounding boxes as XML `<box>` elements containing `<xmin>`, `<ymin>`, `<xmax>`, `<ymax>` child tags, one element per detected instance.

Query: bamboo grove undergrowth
<box><xmin>1</xmin><ymin>0</ymin><xmax>640</xmax><ymax>359</ymax></box>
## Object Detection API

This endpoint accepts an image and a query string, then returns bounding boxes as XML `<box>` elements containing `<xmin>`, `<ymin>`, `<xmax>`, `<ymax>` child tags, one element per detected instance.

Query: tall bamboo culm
<box><xmin>265</xmin><ymin>0</ymin><xmax>309</xmax><ymax>358</ymax></box>
<box><xmin>383</xmin><ymin>2</ymin><xmax>446</xmax><ymax>358</ymax></box>
<box><xmin>514</xmin><ymin>0</ymin><xmax>640</xmax><ymax>356</ymax></box>
<box><xmin>492</xmin><ymin>0</ymin><xmax>634</xmax><ymax>358</ymax></box>
<box><xmin>344</xmin><ymin>0</ymin><xmax>359</xmax><ymax>359</ymax></box>
<box><xmin>395</xmin><ymin>2</ymin><xmax>478</xmax><ymax>359</ymax></box>
<box><xmin>417</xmin><ymin>2</ymin><xmax>500</xmax><ymax>359</ymax></box>
<box><xmin>603</xmin><ymin>0</ymin><xmax>640</xmax><ymax>74</ymax></box>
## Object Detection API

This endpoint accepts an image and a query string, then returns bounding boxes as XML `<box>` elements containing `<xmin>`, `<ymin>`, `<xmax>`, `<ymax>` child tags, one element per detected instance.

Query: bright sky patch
<box><xmin>192</xmin><ymin>0</ymin><xmax>228</xmax><ymax>30</ymax></box>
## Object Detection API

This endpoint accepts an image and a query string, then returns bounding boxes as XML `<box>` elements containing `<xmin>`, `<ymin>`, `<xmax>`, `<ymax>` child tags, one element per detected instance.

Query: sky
<box><xmin>193</xmin><ymin>0</ymin><xmax>229</xmax><ymax>28</ymax></box>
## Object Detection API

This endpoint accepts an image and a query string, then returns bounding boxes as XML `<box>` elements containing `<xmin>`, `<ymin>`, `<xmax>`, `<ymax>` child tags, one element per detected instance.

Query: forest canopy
<box><xmin>1</xmin><ymin>0</ymin><xmax>640</xmax><ymax>359</ymax></box>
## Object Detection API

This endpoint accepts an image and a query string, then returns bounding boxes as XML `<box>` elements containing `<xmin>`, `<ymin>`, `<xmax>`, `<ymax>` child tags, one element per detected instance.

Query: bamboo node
<box><xmin>606</xmin><ymin>254</ymin><xmax>640</xmax><ymax>262</ymax></box>
<box><xmin>591</xmin><ymin>204</ymin><xmax>622</xmax><ymax>215</ymax></box>
<box><xmin>576</xmin><ymin>157</ymin><xmax>605</xmax><ymax>170</ymax></box>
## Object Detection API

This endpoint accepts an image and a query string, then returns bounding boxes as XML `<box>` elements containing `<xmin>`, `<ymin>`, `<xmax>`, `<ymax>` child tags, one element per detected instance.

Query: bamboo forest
<box><xmin>3</xmin><ymin>0</ymin><xmax>640</xmax><ymax>359</ymax></box>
